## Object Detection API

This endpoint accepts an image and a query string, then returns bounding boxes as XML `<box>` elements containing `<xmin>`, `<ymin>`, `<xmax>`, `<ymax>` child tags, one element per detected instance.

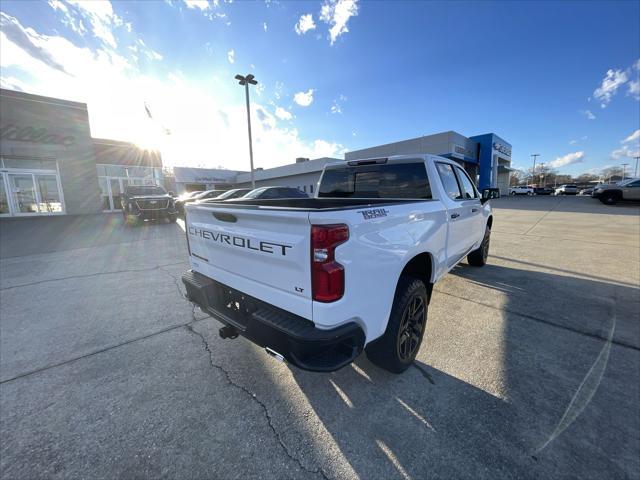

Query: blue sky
<box><xmin>1</xmin><ymin>0</ymin><xmax>639</xmax><ymax>175</ymax></box>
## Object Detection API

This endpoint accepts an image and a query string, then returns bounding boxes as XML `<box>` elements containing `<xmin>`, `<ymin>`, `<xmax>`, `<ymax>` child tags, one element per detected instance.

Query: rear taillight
<box><xmin>311</xmin><ymin>224</ymin><xmax>349</xmax><ymax>302</ymax></box>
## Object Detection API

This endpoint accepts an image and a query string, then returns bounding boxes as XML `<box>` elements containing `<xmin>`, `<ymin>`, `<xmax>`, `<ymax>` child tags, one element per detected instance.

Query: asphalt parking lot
<box><xmin>1</xmin><ymin>195</ymin><xmax>639</xmax><ymax>479</ymax></box>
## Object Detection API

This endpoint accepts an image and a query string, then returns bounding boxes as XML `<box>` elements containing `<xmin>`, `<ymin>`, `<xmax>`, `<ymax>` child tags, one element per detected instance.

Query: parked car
<box><xmin>509</xmin><ymin>185</ymin><xmax>534</xmax><ymax>195</ymax></box>
<box><xmin>182</xmin><ymin>154</ymin><xmax>499</xmax><ymax>373</ymax></box>
<box><xmin>175</xmin><ymin>190</ymin><xmax>207</xmax><ymax>215</ymax></box>
<box><xmin>214</xmin><ymin>188</ymin><xmax>252</xmax><ymax>200</ymax></box>
<box><xmin>121</xmin><ymin>185</ymin><xmax>177</xmax><ymax>225</ymax></box>
<box><xmin>533</xmin><ymin>187</ymin><xmax>554</xmax><ymax>195</ymax></box>
<box><xmin>555</xmin><ymin>184</ymin><xmax>578</xmax><ymax>195</ymax></box>
<box><xmin>592</xmin><ymin>178</ymin><xmax>640</xmax><ymax>205</ymax></box>
<box><xmin>241</xmin><ymin>186</ymin><xmax>309</xmax><ymax>199</ymax></box>
<box><xmin>192</xmin><ymin>189</ymin><xmax>226</xmax><ymax>201</ymax></box>
<box><xmin>579</xmin><ymin>187</ymin><xmax>594</xmax><ymax>195</ymax></box>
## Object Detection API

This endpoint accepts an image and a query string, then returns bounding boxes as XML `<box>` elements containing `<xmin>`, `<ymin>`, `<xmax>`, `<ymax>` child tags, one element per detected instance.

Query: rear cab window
<box><xmin>318</xmin><ymin>162</ymin><xmax>432</xmax><ymax>199</ymax></box>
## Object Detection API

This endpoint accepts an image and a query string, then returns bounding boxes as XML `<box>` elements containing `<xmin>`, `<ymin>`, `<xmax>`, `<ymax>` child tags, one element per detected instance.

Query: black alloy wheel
<box><xmin>397</xmin><ymin>295</ymin><xmax>426</xmax><ymax>361</ymax></box>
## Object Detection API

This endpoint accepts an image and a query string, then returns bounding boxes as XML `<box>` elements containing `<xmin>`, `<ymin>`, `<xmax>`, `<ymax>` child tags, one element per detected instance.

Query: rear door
<box><xmin>622</xmin><ymin>180</ymin><xmax>640</xmax><ymax>200</ymax></box>
<box><xmin>185</xmin><ymin>204</ymin><xmax>313</xmax><ymax>319</ymax></box>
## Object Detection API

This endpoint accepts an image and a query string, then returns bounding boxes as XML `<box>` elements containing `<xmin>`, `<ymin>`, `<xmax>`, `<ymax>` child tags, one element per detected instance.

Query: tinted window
<box><xmin>318</xmin><ymin>163</ymin><xmax>431</xmax><ymax>199</ymax></box>
<box><xmin>455</xmin><ymin>167</ymin><xmax>478</xmax><ymax>199</ymax></box>
<box><xmin>436</xmin><ymin>163</ymin><xmax>462</xmax><ymax>200</ymax></box>
<box><xmin>243</xmin><ymin>188</ymin><xmax>268</xmax><ymax>199</ymax></box>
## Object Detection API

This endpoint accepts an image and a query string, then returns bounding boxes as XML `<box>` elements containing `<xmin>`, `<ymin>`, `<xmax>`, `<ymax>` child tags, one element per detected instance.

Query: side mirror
<box><xmin>481</xmin><ymin>188</ymin><xmax>500</xmax><ymax>204</ymax></box>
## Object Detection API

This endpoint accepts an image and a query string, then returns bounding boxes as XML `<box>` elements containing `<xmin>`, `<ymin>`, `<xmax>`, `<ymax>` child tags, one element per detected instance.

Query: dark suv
<box><xmin>121</xmin><ymin>185</ymin><xmax>178</xmax><ymax>224</ymax></box>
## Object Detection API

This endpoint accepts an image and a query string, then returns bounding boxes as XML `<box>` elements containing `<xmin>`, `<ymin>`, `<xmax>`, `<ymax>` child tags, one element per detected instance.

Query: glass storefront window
<box><xmin>36</xmin><ymin>175</ymin><xmax>63</xmax><ymax>212</ymax></box>
<box><xmin>0</xmin><ymin>159</ymin><xmax>65</xmax><ymax>216</ymax></box>
<box><xmin>0</xmin><ymin>174</ymin><xmax>9</xmax><ymax>215</ymax></box>
<box><xmin>10</xmin><ymin>174</ymin><xmax>39</xmax><ymax>213</ymax></box>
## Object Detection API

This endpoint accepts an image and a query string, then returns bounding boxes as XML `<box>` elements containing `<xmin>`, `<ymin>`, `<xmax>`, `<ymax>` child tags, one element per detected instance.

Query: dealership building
<box><xmin>345</xmin><ymin>131</ymin><xmax>513</xmax><ymax>193</ymax></box>
<box><xmin>174</xmin><ymin>131</ymin><xmax>513</xmax><ymax>196</ymax></box>
<box><xmin>0</xmin><ymin>88</ymin><xmax>162</xmax><ymax>218</ymax></box>
<box><xmin>1</xmin><ymin>87</ymin><xmax>512</xmax><ymax>219</ymax></box>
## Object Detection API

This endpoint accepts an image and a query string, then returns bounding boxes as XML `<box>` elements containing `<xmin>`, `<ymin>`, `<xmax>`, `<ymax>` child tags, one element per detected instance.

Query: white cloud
<box><xmin>623</xmin><ymin>129</ymin><xmax>640</xmax><ymax>143</ymax></box>
<box><xmin>330</xmin><ymin>94</ymin><xmax>346</xmax><ymax>114</ymax></box>
<box><xmin>274</xmin><ymin>106</ymin><xmax>292</xmax><ymax>120</ymax></box>
<box><xmin>319</xmin><ymin>0</ymin><xmax>358</xmax><ymax>45</ymax></box>
<box><xmin>0</xmin><ymin>13</ymin><xmax>345</xmax><ymax>170</ymax></box>
<box><xmin>227</xmin><ymin>49</ymin><xmax>234</xmax><ymax>63</ymax></box>
<box><xmin>0</xmin><ymin>75</ymin><xmax>30</xmax><ymax>91</ymax></box>
<box><xmin>184</xmin><ymin>0</ymin><xmax>211</xmax><ymax>10</ymax></box>
<box><xmin>136</xmin><ymin>39</ymin><xmax>162</xmax><ymax>60</ymax></box>
<box><xmin>628</xmin><ymin>80</ymin><xmax>640</xmax><ymax>100</ymax></box>
<box><xmin>580</xmin><ymin>109</ymin><xmax>596</xmax><ymax>120</ymax></box>
<box><xmin>274</xmin><ymin>81</ymin><xmax>284</xmax><ymax>100</ymax></box>
<box><xmin>262</xmin><ymin>22</ymin><xmax>268</xmax><ymax>32</ymax></box>
<box><xmin>293</xmin><ymin>89</ymin><xmax>314</xmax><ymax>107</ymax></box>
<box><xmin>548</xmin><ymin>151</ymin><xmax>585</xmax><ymax>169</ymax></box>
<box><xmin>294</xmin><ymin>14</ymin><xmax>316</xmax><ymax>35</ymax></box>
<box><xmin>611</xmin><ymin>145</ymin><xmax>640</xmax><ymax>160</ymax></box>
<box><xmin>593</xmin><ymin>68</ymin><xmax>628</xmax><ymax>108</ymax></box>
<box><xmin>65</xmin><ymin>0</ymin><xmax>121</xmax><ymax>48</ymax></box>
<box><xmin>569</xmin><ymin>135</ymin><xmax>588</xmax><ymax>145</ymax></box>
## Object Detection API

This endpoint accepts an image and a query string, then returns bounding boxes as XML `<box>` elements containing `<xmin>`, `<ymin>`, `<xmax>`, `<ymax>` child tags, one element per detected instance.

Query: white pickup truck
<box><xmin>182</xmin><ymin>155</ymin><xmax>499</xmax><ymax>373</ymax></box>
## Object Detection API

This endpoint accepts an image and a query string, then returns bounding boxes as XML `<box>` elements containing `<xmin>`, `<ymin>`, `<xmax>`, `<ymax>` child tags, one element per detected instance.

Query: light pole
<box><xmin>621</xmin><ymin>163</ymin><xmax>629</xmax><ymax>181</ymax></box>
<box><xmin>635</xmin><ymin>156</ymin><xmax>639</xmax><ymax>178</ymax></box>
<box><xmin>235</xmin><ymin>74</ymin><xmax>258</xmax><ymax>189</ymax></box>
<box><xmin>531</xmin><ymin>154</ymin><xmax>540</xmax><ymax>186</ymax></box>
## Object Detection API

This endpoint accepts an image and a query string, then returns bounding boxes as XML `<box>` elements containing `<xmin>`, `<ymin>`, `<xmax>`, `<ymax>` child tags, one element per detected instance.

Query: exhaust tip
<box><xmin>265</xmin><ymin>347</ymin><xmax>285</xmax><ymax>362</ymax></box>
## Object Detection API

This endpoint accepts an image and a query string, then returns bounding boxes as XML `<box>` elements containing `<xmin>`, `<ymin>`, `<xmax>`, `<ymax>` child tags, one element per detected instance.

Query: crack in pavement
<box><xmin>184</xmin><ymin>322</ymin><xmax>331</xmax><ymax>480</ymax></box>
<box><xmin>1</xmin><ymin>264</ymin><xmax>202</xmax><ymax>385</ymax></box>
<box><xmin>158</xmin><ymin>266</ymin><xmax>205</xmax><ymax>324</ymax></box>
<box><xmin>0</xmin><ymin>261</ymin><xmax>188</xmax><ymax>291</ymax></box>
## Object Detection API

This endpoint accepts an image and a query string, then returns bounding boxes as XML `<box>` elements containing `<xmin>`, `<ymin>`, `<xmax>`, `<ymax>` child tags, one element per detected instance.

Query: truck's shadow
<box><xmin>284</xmin><ymin>262</ymin><xmax>639</xmax><ymax>479</ymax></box>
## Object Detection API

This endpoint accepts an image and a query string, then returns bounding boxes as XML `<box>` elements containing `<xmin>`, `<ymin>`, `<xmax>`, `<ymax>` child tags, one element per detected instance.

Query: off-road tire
<box><xmin>365</xmin><ymin>276</ymin><xmax>428</xmax><ymax>373</ymax></box>
<box><xmin>467</xmin><ymin>223</ymin><xmax>491</xmax><ymax>266</ymax></box>
<box><xmin>600</xmin><ymin>192</ymin><xmax>619</xmax><ymax>205</ymax></box>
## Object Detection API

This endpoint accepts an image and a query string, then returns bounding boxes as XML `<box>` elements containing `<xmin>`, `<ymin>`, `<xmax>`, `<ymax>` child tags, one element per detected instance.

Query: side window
<box><xmin>262</xmin><ymin>189</ymin><xmax>277</xmax><ymax>199</ymax></box>
<box><xmin>436</xmin><ymin>163</ymin><xmax>463</xmax><ymax>200</ymax></box>
<box><xmin>455</xmin><ymin>167</ymin><xmax>478</xmax><ymax>199</ymax></box>
<box><xmin>628</xmin><ymin>180</ymin><xmax>640</xmax><ymax>187</ymax></box>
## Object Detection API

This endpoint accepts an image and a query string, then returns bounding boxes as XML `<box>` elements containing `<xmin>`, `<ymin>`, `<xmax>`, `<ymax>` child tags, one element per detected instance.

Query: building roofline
<box><xmin>0</xmin><ymin>88</ymin><xmax>87</xmax><ymax>110</ymax></box>
<box><xmin>235</xmin><ymin>157</ymin><xmax>343</xmax><ymax>183</ymax></box>
<box><xmin>347</xmin><ymin>130</ymin><xmax>465</xmax><ymax>154</ymax></box>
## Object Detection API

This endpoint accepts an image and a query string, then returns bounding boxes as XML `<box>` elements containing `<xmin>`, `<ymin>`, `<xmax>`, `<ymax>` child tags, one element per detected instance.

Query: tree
<box><xmin>509</xmin><ymin>169</ymin><xmax>527</xmax><ymax>186</ymax></box>
<box><xmin>575</xmin><ymin>173</ymin><xmax>598</xmax><ymax>184</ymax></box>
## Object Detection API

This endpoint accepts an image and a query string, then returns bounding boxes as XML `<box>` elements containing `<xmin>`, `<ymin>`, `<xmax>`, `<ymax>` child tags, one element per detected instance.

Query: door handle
<box><xmin>450</xmin><ymin>213</ymin><xmax>460</xmax><ymax>219</ymax></box>
<box><xmin>471</xmin><ymin>208</ymin><xmax>478</xmax><ymax>213</ymax></box>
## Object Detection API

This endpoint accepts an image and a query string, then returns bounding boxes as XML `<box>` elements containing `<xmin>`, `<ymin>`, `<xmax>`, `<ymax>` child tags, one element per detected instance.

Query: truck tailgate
<box><xmin>185</xmin><ymin>204</ymin><xmax>313</xmax><ymax>319</ymax></box>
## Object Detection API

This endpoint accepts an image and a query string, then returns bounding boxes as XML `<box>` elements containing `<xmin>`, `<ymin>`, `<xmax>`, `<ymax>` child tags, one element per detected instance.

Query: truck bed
<box><xmin>199</xmin><ymin>197</ymin><xmax>425</xmax><ymax>210</ymax></box>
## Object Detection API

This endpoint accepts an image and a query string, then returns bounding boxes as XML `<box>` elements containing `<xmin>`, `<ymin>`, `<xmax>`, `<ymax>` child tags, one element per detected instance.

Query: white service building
<box><xmin>171</xmin><ymin>131</ymin><xmax>512</xmax><ymax>196</ymax></box>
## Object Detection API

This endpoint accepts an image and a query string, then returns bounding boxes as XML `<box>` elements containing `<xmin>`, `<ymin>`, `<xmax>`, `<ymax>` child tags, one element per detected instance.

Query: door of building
<box><xmin>100</xmin><ymin>176</ymin><xmax>154</xmax><ymax>211</ymax></box>
<box><xmin>0</xmin><ymin>171</ymin><xmax>65</xmax><ymax>216</ymax></box>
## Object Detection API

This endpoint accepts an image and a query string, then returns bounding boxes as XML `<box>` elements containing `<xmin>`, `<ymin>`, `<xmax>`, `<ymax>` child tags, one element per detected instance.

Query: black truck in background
<box><xmin>121</xmin><ymin>185</ymin><xmax>178</xmax><ymax>225</ymax></box>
